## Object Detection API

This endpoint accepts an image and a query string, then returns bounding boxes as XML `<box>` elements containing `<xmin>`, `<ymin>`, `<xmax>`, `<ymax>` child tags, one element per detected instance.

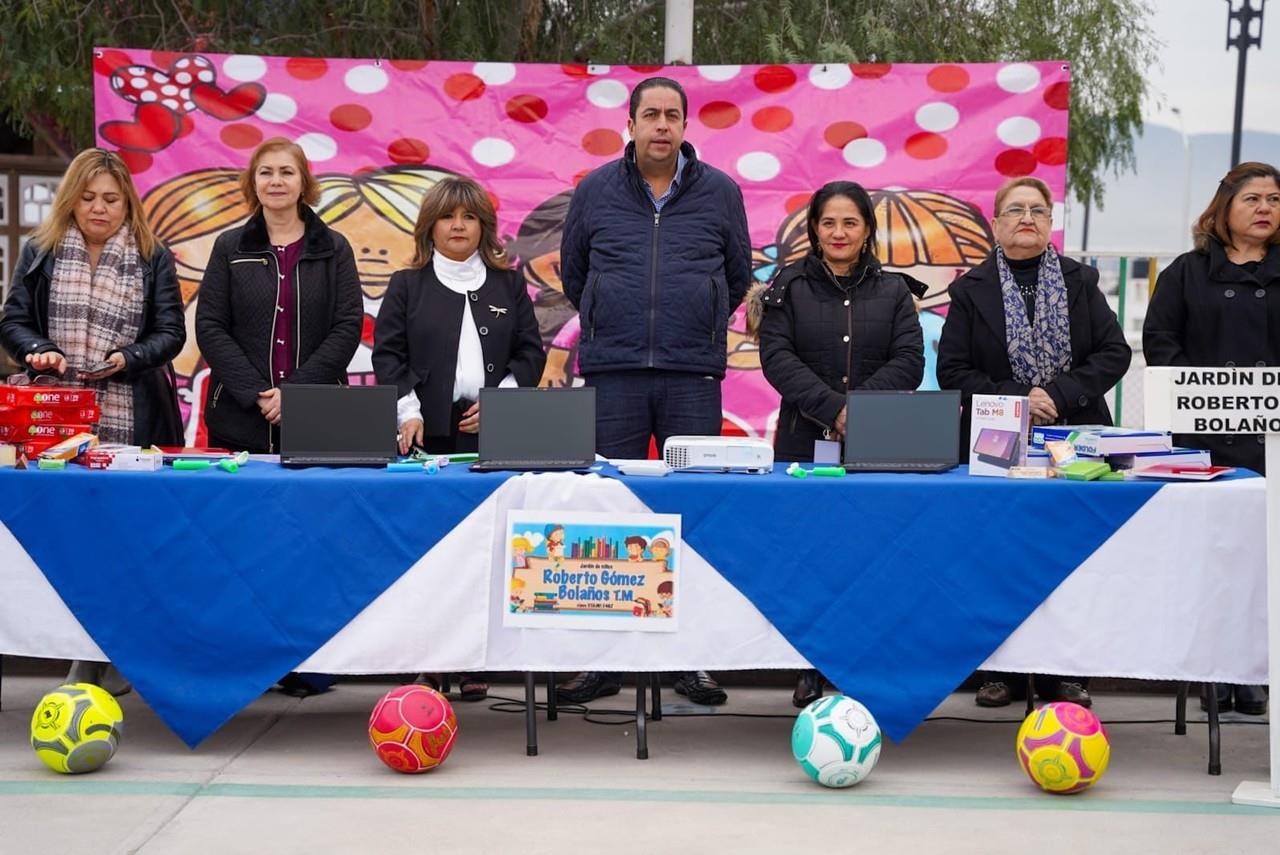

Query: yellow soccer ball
<box><xmin>30</xmin><ymin>683</ymin><xmax>125</xmax><ymax>774</ymax></box>
<box><xmin>1016</xmin><ymin>701</ymin><xmax>1110</xmax><ymax>793</ymax></box>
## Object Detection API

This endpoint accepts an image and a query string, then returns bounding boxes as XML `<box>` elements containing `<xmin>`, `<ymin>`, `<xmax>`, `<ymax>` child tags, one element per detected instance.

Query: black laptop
<box><xmin>843</xmin><ymin>390</ymin><xmax>961</xmax><ymax>473</ymax></box>
<box><xmin>280</xmin><ymin>384</ymin><xmax>398</xmax><ymax>467</ymax></box>
<box><xmin>470</xmin><ymin>387</ymin><xmax>596</xmax><ymax>472</ymax></box>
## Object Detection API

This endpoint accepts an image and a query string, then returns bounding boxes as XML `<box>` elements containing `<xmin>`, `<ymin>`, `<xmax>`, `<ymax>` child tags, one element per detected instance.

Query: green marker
<box><xmin>173</xmin><ymin>459</ymin><xmax>212</xmax><ymax>471</ymax></box>
<box><xmin>810</xmin><ymin>466</ymin><xmax>846</xmax><ymax>477</ymax></box>
<box><xmin>37</xmin><ymin>458</ymin><xmax>66</xmax><ymax>470</ymax></box>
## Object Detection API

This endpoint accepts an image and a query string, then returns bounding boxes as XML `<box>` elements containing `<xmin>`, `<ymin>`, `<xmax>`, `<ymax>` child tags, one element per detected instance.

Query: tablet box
<box><xmin>81</xmin><ymin>445</ymin><xmax>163</xmax><ymax>471</ymax></box>
<box><xmin>969</xmin><ymin>395</ymin><xmax>1030</xmax><ymax>477</ymax></box>
<box><xmin>1072</xmin><ymin>428</ymin><xmax>1172</xmax><ymax>457</ymax></box>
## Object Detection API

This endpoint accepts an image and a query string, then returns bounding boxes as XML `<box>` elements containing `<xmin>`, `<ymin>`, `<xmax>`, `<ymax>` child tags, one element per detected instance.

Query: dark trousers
<box><xmin>982</xmin><ymin>671</ymin><xmax>1090</xmax><ymax>699</ymax></box>
<box><xmin>418</xmin><ymin>400</ymin><xmax>479</xmax><ymax>455</ymax></box>
<box><xmin>586</xmin><ymin>369</ymin><xmax>723</xmax><ymax>459</ymax></box>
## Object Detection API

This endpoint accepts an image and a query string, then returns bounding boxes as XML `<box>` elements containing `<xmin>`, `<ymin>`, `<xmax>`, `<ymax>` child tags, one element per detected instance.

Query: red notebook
<box><xmin>155</xmin><ymin>446</ymin><xmax>234</xmax><ymax>461</ymax></box>
<box><xmin>1130</xmin><ymin>464</ymin><xmax>1235</xmax><ymax>481</ymax></box>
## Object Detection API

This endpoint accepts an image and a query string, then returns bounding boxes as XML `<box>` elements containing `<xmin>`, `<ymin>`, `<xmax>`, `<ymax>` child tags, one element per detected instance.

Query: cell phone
<box><xmin>84</xmin><ymin>359</ymin><xmax>116</xmax><ymax>374</ymax></box>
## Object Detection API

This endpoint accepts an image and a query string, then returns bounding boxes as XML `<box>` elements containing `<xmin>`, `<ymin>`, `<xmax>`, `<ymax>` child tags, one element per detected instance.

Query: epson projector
<box><xmin>662</xmin><ymin>436</ymin><xmax>774</xmax><ymax>474</ymax></box>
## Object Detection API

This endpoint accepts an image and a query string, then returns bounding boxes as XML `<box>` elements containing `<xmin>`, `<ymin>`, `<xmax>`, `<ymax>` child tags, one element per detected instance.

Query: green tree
<box><xmin>0</xmin><ymin>0</ymin><xmax>1155</xmax><ymax>205</ymax></box>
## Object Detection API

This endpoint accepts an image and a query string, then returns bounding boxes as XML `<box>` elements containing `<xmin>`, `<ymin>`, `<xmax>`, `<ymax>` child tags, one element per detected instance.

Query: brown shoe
<box><xmin>1055</xmin><ymin>681</ymin><xmax>1092</xmax><ymax>708</ymax></box>
<box><xmin>975</xmin><ymin>681</ymin><xmax>1012</xmax><ymax>707</ymax></box>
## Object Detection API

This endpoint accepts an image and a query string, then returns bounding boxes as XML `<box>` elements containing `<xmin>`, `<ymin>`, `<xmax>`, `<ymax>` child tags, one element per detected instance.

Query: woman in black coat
<box><xmin>937</xmin><ymin>176</ymin><xmax>1131</xmax><ymax>712</ymax></box>
<box><xmin>373</xmin><ymin>176</ymin><xmax>545</xmax><ymax>457</ymax></box>
<box><xmin>753</xmin><ymin>180</ymin><xmax>924</xmax><ymax>709</ymax></box>
<box><xmin>2</xmin><ymin>148</ymin><xmax>185</xmax><ymax>448</ymax></box>
<box><xmin>754</xmin><ymin>180</ymin><xmax>925</xmax><ymax>465</ymax></box>
<box><xmin>195</xmin><ymin>138</ymin><xmax>362</xmax><ymax>454</ymax></box>
<box><xmin>1143</xmin><ymin>161</ymin><xmax>1279</xmax><ymax>717</ymax></box>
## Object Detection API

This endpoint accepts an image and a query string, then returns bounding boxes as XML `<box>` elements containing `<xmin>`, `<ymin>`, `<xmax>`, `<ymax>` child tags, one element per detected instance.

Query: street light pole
<box><xmin>1171</xmin><ymin>106</ymin><xmax>1193</xmax><ymax>251</ymax></box>
<box><xmin>1225</xmin><ymin>0</ymin><xmax>1267</xmax><ymax>167</ymax></box>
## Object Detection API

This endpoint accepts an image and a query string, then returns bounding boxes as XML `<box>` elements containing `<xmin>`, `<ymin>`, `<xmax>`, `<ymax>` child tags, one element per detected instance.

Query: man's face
<box><xmin>627</xmin><ymin>542</ymin><xmax>643</xmax><ymax>558</ymax></box>
<box><xmin>627</xmin><ymin>86</ymin><xmax>686</xmax><ymax>173</ymax></box>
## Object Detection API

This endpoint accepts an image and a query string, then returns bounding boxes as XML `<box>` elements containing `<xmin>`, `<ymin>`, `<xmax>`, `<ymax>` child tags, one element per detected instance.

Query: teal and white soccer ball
<box><xmin>791</xmin><ymin>694</ymin><xmax>882</xmax><ymax>787</ymax></box>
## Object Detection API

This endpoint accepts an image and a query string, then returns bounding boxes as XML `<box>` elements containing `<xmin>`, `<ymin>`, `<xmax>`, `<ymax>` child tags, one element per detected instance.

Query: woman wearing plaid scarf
<box><xmin>937</xmin><ymin>176</ymin><xmax>1131</xmax><ymax>712</ymax></box>
<box><xmin>2</xmin><ymin>148</ymin><xmax>185</xmax><ymax>446</ymax></box>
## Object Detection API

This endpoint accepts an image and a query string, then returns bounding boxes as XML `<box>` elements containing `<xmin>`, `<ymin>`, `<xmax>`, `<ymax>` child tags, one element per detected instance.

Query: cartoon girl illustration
<box><xmin>511</xmin><ymin>535</ymin><xmax>532</xmax><ymax>569</ymax></box>
<box><xmin>508</xmin><ymin>190</ymin><xmax>580</xmax><ymax>388</ymax></box>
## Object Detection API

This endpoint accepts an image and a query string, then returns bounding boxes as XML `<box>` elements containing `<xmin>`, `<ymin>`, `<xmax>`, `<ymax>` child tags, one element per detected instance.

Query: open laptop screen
<box><xmin>280</xmin><ymin>384</ymin><xmax>398</xmax><ymax>461</ymax></box>
<box><xmin>478</xmin><ymin>387</ymin><xmax>596</xmax><ymax>464</ymax></box>
<box><xmin>844</xmin><ymin>390</ymin><xmax>961</xmax><ymax>465</ymax></box>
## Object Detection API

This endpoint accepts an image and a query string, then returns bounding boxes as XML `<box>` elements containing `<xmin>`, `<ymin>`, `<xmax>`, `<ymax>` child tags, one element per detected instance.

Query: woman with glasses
<box><xmin>937</xmin><ymin>176</ymin><xmax>1130</xmax><ymax>711</ymax></box>
<box><xmin>1143</xmin><ymin>161</ymin><xmax>1280</xmax><ymax>716</ymax></box>
<box><xmin>1</xmin><ymin>148</ymin><xmax>185</xmax><ymax>446</ymax></box>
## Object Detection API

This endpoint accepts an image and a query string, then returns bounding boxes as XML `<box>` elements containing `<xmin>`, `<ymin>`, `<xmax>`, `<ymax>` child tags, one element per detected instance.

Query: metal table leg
<box><xmin>635</xmin><ymin>673</ymin><xmax>649</xmax><ymax>760</ymax></box>
<box><xmin>1024</xmin><ymin>674</ymin><xmax>1035</xmax><ymax>717</ymax></box>
<box><xmin>524</xmin><ymin>672</ymin><xmax>538</xmax><ymax>756</ymax></box>
<box><xmin>1175</xmin><ymin>682</ymin><xmax>1188</xmax><ymax>735</ymax></box>
<box><xmin>546</xmin><ymin>672</ymin><xmax>558</xmax><ymax>721</ymax></box>
<box><xmin>650</xmin><ymin>673</ymin><xmax>662</xmax><ymax>721</ymax></box>
<box><xmin>1206</xmin><ymin>682</ymin><xmax>1221</xmax><ymax>776</ymax></box>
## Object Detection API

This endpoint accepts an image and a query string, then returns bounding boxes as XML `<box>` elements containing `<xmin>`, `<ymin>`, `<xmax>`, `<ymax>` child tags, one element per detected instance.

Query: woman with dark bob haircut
<box><xmin>749</xmin><ymin>179</ymin><xmax>924</xmax><ymax>708</ymax></box>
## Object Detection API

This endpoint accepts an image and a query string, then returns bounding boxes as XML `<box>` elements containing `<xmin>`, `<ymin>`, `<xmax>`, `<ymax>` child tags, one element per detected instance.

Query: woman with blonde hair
<box><xmin>195</xmin><ymin>137</ymin><xmax>362</xmax><ymax>453</ymax></box>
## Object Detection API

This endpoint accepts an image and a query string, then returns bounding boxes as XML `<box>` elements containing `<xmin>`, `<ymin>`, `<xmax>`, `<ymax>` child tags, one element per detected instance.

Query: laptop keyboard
<box><xmin>476</xmin><ymin>459</ymin><xmax>590</xmax><ymax>468</ymax></box>
<box><xmin>287</xmin><ymin>456</ymin><xmax>392</xmax><ymax>466</ymax></box>
<box><xmin>843</xmin><ymin>461</ymin><xmax>953</xmax><ymax>472</ymax></box>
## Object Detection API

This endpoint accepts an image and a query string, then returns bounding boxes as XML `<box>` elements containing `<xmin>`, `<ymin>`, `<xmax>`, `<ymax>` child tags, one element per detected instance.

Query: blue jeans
<box><xmin>586</xmin><ymin>370</ymin><xmax>723</xmax><ymax>459</ymax></box>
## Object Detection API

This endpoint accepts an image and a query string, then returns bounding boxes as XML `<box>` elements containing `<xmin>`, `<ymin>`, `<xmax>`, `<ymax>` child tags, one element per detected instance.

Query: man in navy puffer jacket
<box><xmin>558</xmin><ymin>77</ymin><xmax>752</xmax><ymax>706</ymax></box>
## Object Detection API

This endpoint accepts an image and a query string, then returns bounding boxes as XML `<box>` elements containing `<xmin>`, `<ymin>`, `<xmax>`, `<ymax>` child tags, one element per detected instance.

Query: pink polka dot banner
<box><xmin>94</xmin><ymin>48</ymin><xmax>1070</xmax><ymax>443</ymax></box>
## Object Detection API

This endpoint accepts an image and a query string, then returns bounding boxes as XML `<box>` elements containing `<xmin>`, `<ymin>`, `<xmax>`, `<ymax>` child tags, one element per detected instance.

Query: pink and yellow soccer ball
<box><xmin>367</xmin><ymin>684</ymin><xmax>458</xmax><ymax>773</ymax></box>
<box><xmin>1016</xmin><ymin>701</ymin><xmax>1110</xmax><ymax>793</ymax></box>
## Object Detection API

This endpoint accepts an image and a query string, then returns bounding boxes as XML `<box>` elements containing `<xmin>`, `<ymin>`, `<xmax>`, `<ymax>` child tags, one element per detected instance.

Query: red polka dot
<box><xmin>220</xmin><ymin>123</ymin><xmax>263</xmax><ymax>149</ymax></box>
<box><xmin>150</xmin><ymin>51</ymin><xmax>186</xmax><ymax>69</ymax></box>
<box><xmin>785</xmin><ymin>193</ymin><xmax>812</xmax><ymax>213</ymax></box>
<box><xmin>698</xmin><ymin>101</ymin><xmax>741</xmax><ymax>129</ymax></box>
<box><xmin>851</xmin><ymin>63</ymin><xmax>892</xmax><ymax>79</ymax></box>
<box><xmin>581</xmin><ymin>128</ymin><xmax>623</xmax><ymax>156</ymax></box>
<box><xmin>824</xmin><ymin>121</ymin><xmax>868</xmax><ymax>148</ymax></box>
<box><xmin>506</xmin><ymin>94</ymin><xmax>548</xmax><ymax>123</ymax></box>
<box><xmin>354</xmin><ymin>164</ymin><xmax>381</xmax><ymax>175</ymax></box>
<box><xmin>116</xmin><ymin>150</ymin><xmax>152</xmax><ymax>174</ymax></box>
<box><xmin>905</xmin><ymin>132</ymin><xmax>947</xmax><ymax>160</ymax></box>
<box><xmin>573</xmin><ymin>169</ymin><xmax>592</xmax><ymax>187</ymax></box>
<box><xmin>176</xmin><ymin>114</ymin><xmax>195</xmax><ymax>139</ymax></box>
<box><xmin>389</xmin><ymin>60</ymin><xmax>429</xmax><ymax>71</ymax></box>
<box><xmin>443</xmin><ymin>73</ymin><xmax>485</xmax><ymax>101</ymax></box>
<box><xmin>1044</xmin><ymin>81</ymin><xmax>1070</xmax><ymax>111</ymax></box>
<box><xmin>361</xmin><ymin>314</ymin><xmax>375</xmax><ymax>347</ymax></box>
<box><xmin>754</xmin><ymin>65</ymin><xmax>797</xmax><ymax>93</ymax></box>
<box><xmin>561</xmin><ymin>64</ymin><xmax>592</xmax><ymax>79</ymax></box>
<box><xmin>387</xmin><ymin>138</ymin><xmax>431</xmax><ymax>164</ymax></box>
<box><xmin>995</xmin><ymin>149</ymin><xmax>1038</xmax><ymax>177</ymax></box>
<box><xmin>95</xmin><ymin>50</ymin><xmax>132</xmax><ymax>77</ymax></box>
<box><xmin>486</xmin><ymin>191</ymin><xmax>501</xmax><ymax>212</ymax></box>
<box><xmin>286</xmin><ymin>57</ymin><xmax>329</xmax><ymax>80</ymax></box>
<box><xmin>927</xmin><ymin>65</ymin><xmax>969</xmax><ymax>92</ymax></box>
<box><xmin>1033</xmin><ymin>137</ymin><xmax>1068</xmax><ymax>165</ymax></box>
<box><xmin>751</xmin><ymin>106</ymin><xmax>793</xmax><ymax>133</ymax></box>
<box><xmin>629</xmin><ymin>65</ymin><xmax>664</xmax><ymax>73</ymax></box>
<box><xmin>330</xmin><ymin>104</ymin><xmax>373</xmax><ymax>132</ymax></box>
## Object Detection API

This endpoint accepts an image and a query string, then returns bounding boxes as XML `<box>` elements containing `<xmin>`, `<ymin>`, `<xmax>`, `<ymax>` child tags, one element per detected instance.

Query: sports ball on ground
<box><xmin>1016</xmin><ymin>701</ymin><xmax>1110</xmax><ymax>793</ymax></box>
<box><xmin>791</xmin><ymin>694</ymin><xmax>882</xmax><ymax>787</ymax></box>
<box><xmin>30</xmin><ymin>682</ymin><xmax>125</xmax><ymax>774</ymax></box>
<box><xmin>368</xmin><ymin>684</ymin><xmax>458</xmax><ymax>773</ymax></box>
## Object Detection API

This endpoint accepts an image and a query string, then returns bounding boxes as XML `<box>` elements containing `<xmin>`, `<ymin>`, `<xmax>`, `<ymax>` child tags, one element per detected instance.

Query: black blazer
<box><xmin>936</xmin><ymin>253</ymin><xmax>1132</xmax><ymax>460</ymax></box>
<box><xmin>195</xmin><ymin>207</ymin><xmax>362</xmax><ymax>451</ymax></box>
<box><xmin>371</xmin><ymin>262</ymin><xmax>546</xmax><ymax>439</ymax></box>
<box><xmin>1</xmin><ymin>239</ymin><xmax>185</xmax><ymax>446</ymax></box>
<box><xmin>1143</xmin><ymin>240</ymin><xmax>1280</xmax><ymax>473</ymax></box>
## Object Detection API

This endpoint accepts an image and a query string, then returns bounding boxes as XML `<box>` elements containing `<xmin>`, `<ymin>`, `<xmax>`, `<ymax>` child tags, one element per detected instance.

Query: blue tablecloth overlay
<box><xmin>617</xmin><ymin>466</ymin><xmax>1170</xmax><ymax>741</ymax></box>
<box><xmin>0</xmin><ymin>464</ymin><xmax>513</xmax><ymax>747</ymax></box>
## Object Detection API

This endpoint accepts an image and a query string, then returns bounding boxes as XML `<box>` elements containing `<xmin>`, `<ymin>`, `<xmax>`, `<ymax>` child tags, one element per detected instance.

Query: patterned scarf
<box><xmin>48</xmin><ymin>225</ymin><xmax>144</xmax><ymax>443</ymax></box>
<box><xmin>996</xmin><ymin>244</ymin><xmax>1072</xmax><ymax>388</ymax></box>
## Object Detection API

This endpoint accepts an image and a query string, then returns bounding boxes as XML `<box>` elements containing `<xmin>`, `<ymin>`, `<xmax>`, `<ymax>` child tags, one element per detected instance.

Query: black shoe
<box><xmin>275</xmin><ymin>672</ymin><xmax>333</xmax><ymax>699</ymax></box>
<box><xmin>975</xmin><ymin>681</ymin><xmax>1011</xmax><ymax>707</ymax></box>
<box><xmin>793</xmin><ymin>670</ymin><xmax>824</xmax><ymax>709</ymax></box>
<box><xmin>1054</xmin><ymin>681</ymin><xmax>1092</xmax><ymax>708</ymax></box>
<box><xmin>555</xmin><ymin>671</ymin><xmax>621</xmax><ymax>703</ymax></box>
<box><xmin>673</xmin><ymin>671</ymin><xmax>728</xmax><ymax>706</ymax></box>
<box><xmin>1234</xmin><ymin>684</ymin><xmax>1268</xmax><ymax>716</ymax></box>
<box><xmin>1199</xmin><ymin>683</ymin><xmax>1232</xmax><ymax>713</ymax></box>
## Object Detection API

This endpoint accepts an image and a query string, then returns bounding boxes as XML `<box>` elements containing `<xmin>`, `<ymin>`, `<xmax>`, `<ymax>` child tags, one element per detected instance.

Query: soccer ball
<box><xmin>1016</xmin><ymin>702</ymin><xmax>1111</xmax><ymax>793</ymax></box>
<box><xmin>791</xmin><ymin>695</ymin><xmax>882</xmax><ymax>787</ymax></box>
<box><xmin>368</xmin><ymin>684</ymin><xmax>458</xmax><ymax>773</ymax></box>
<box><xmin>30</xmin><ymin>683</ymin><xmax>124</xmax><ymax>774</ymax></box>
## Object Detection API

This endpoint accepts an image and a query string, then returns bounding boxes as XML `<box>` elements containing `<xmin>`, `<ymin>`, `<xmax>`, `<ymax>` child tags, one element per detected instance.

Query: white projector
<box><xmin>662</xmin><ymin>436</ymin><xmax>774</xmax><ymax>474</ymax></box>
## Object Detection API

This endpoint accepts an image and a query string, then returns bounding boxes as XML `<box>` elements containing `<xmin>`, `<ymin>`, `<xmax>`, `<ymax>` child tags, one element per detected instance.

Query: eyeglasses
<box><xmin>999</xmin><ymin>205</ymin><xmax>1052</xmax><ymax>221</ymax></box>
<box><xmin>5</xmin><ymin>368</ymin><xmax>83</xmax><ymax>386</ymax></box>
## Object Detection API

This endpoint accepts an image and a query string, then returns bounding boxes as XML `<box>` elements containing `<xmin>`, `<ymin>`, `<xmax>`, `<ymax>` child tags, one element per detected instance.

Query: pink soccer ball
<box><xmin>367</xmin><ymin>684</ymin><xmax>458</xmax><ymax>773</ymax></box>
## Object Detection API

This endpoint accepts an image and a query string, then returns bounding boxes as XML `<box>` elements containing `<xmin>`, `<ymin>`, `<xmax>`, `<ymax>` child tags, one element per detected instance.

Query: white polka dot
<box><xmin>345</xmin><ymin>64</ymin><xmax>389</xmax><ymax>94</ymax></box>
<box><xmin>139</xmin><ymin>90</ymin><xmax>158</xmax><ymax>103</ymax></box>
<box><xmin>808</xmin><ymin>64</ymin><xmax>852</xmax><ymax>90</ymax></box>
<box><xmin>176</xmin><ymin>58</ymin><xmax>191</xmax><ymax>69</ymax></box>
<box><xmin>471</xmin><ymin>137</ymin><xmax>516</xmax><ymax>167</ymax></box>
<box><xmin>587</xmin><ymin>79</ymin><xmax>629</xmax><ymax>109</ymax></box>
<box><xmin>175</xmin><ymin>72</ymin><xmax>192</xmax><ymax>85</ymax></box>
<box><xmin>915</xmin><ymin>102</ymin><xmax>959</xmax><ymax>132</ymax></box>
<box><xmin>698</xmin><ymin>65</ymin><xmax>741</xmax><ymax>81</ymax></box>
<box><xmin>296</xmin><ymin>132</ymin><xmax>337</xmax><ymax>162</ymax></box>
<box><xmin>179</xmin><ymin>88</ymin><xmax>191</xmax><ymax>99</ymax></box>
<box><xmin>192</xmin><ymin>57</ymin><xmax>211</xmax><ymax>69</ymax></box>
<box><xmin>130</xmin><ymin>77</ymin><xmax>148</xmax><ymax>90</ymax></box>
<box><xmin>162</xmin><ymin>98</ymin><xmax>180</xmax><ymax>110</ymax></box>
<box><xmin>843</xmin><ymin>137</ymin><xmax>887</xmax><ymax>168</ymax></box>
<box><xmin>223</xmin><ymin>54</ymin><xmax>268</xmax><ymax>82</ymax></box>
<box><xmin>127</xmin><ymin>66</ymin><xmax>146</xmax><ymax>75</ymax></box>
<box><xmin>586</xmin><ymin>64</ymin><xmax>610</xmax><ymax>75</ymax></box>
<box><xmin>111</xmin><ymin>78</ymin><xmax>123</xmax><ymax>89</ymax></box>
<box><xmin>473</xmin><ymin>62</ymin><xmax>516</xmax><ymax>85</ymax></box>
<box><xmin>183</xmin><ymin>101</ymin><xmax>196</xmax><ymax>112</ymax></box>
<box><xmin>160</xmin><ymin>84</ymin><xmax>179</xmax><ymax>96</ymax></box>
<box><xmin>197</xmin><ymin>70</ymin><xmax>214</xmax><ymax>83</ymax></box>
<box><xmin>1051</xmin><ymin>202</ymin><xmax>1065</xmax><ymax>223</ymax></box>
<box><xmin>257</xmin><ymin>93</ymin><xmax>298</xmax><ymax>123</ymax></box>
<box><xmin>996</xmin><ymin>63</ymin><xmax>1040</xmax><ymax>93</ymax></box>
<box><xmin>882</xmin><ymin>185</ymin><xmax>908</xmax><ymax>192</ymax></box>
<box><xmin>736</xmin><ymin>151</ymin><xmax>781</xmax><ymax>182</ymax></box>
<box><xmin>997</xmin><ymin>116</ymin><xmax>1041</xmax><ymax>146</ymax></box>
